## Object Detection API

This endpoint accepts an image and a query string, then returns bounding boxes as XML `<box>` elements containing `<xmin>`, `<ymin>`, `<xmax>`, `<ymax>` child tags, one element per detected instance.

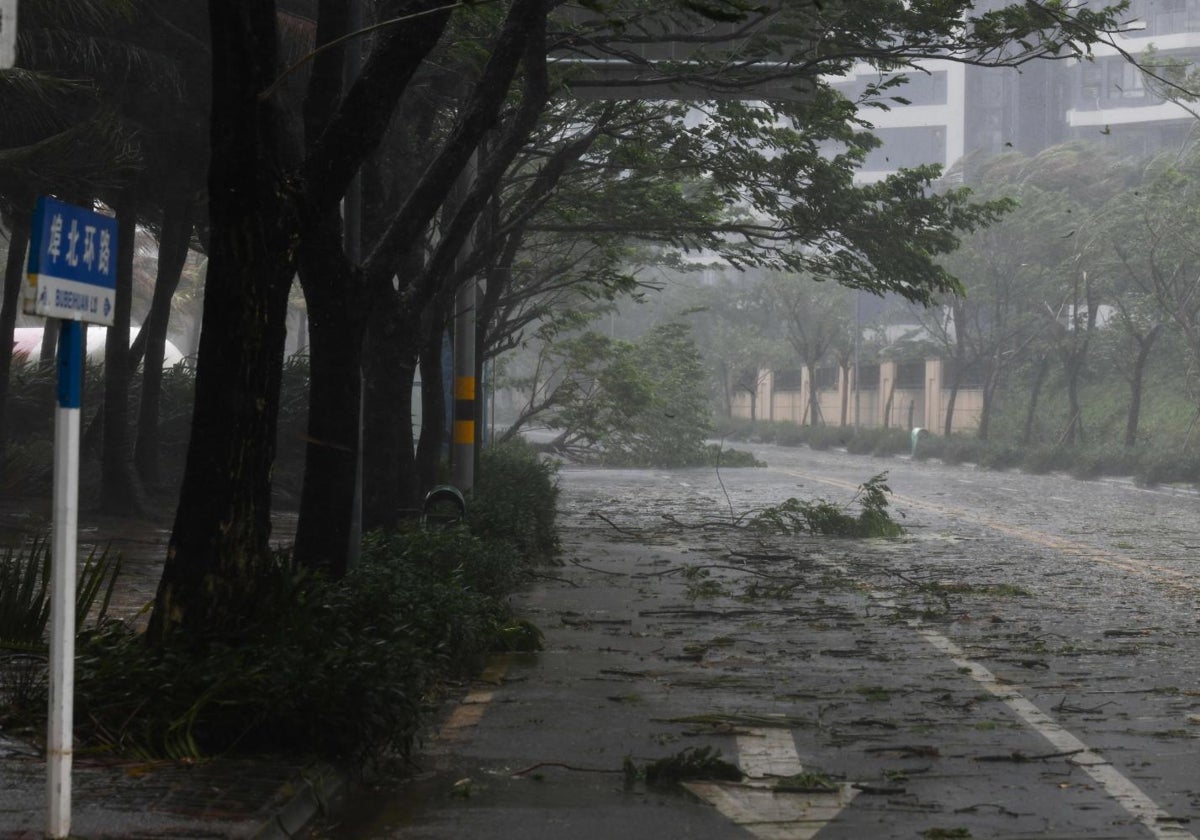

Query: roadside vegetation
<box><xmin>0</xmin><ymin>439</ymin><xmax>557</xmax><ymax>770</ymax></box>
<box><xmin>716</xmin><ymin>415</ymin><xmax>1200</xmax><ymax>488</ymax></box>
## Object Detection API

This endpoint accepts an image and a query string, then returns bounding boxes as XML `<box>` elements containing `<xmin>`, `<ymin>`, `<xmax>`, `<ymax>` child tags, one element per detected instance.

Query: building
<box><xmin>733</xmin><ymin>0</ymin><xmax>1200</xmax><ymax>434</ymax></box>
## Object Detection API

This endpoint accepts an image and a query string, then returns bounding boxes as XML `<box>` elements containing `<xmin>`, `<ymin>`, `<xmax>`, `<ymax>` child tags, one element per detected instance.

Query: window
<box><xmin>773</xmin><ymin>369</ymin><xmax>802</xmax><ymax>391</ymax></box>
<box><xmin>856</xmin><ymin>363</ymin><xmax>880</xmax><ymax>391</ymax></box>
<box><xmin>895</xmin><ymin>360</ymin><xmax>926</xmax><ymax>389</ymax></box>
<box><xmin>814</xmin><ymin>366</ymin><xmax>839</xmax><ymax>391</ymax></box>
<box><xmin>862</xmin><ymin>126</ymin><xmax>947</xmax><ymax>171</ymax></box>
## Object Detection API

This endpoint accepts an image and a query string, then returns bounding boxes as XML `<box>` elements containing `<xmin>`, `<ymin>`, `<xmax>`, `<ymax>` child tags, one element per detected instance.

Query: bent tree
<box><xmin>148</xmin><ymin>0</ymin><xmax>1127</xmax><ymax>641</ymax></box>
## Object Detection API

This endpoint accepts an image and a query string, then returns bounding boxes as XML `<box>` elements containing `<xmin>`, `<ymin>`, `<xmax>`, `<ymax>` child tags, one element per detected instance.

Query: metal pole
<box><xmin>452</xmin><ymin>279</ymin><xmax>476</xmax><ymax>493</ymax></box>
<box><xmin>853</xmin><ymin>290</ymin><xmax>861</xmax><ymax>429</ymax></box>
<box><xmin>47</xmin><ymin>319</ymin><xmax>81</xmax><ymax>839</ymax></box>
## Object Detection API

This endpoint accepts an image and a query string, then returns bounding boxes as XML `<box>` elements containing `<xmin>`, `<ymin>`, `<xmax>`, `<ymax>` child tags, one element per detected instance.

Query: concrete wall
<box><xmin>732</xmin><ymin>358</ymin><xmax>982</xmax><ymax>435</ymax></box>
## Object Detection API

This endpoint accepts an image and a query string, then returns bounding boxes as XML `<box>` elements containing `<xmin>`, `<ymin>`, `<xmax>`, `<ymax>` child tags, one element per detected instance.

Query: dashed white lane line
<box><xmin>916</xmin><ymin>626</ymin><xmax>1198</xmax><ymax>840</ymax></box>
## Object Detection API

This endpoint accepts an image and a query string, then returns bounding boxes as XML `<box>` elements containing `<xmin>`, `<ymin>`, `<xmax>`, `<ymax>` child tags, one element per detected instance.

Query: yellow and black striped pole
<box><xmin>451</xmin><ymin>279</ymin><xmax>476</xmax><ymax>493</ymax></box>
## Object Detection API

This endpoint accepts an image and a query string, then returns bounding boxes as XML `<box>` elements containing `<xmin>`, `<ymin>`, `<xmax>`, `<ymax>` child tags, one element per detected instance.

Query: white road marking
<box><xmin>737</xmin><ymin>728</ymin><xmax>805</xmax><ymax>779</ymax></box>
<box><xmin>685</xmin><ymin>781</ymin><xmax>859</xmax><ymax>840</ymax></box>
<box><xmin>686</xmin><ymin>727</ymin><xmax>859</xmax><ymax>839</ymax></box>
<box><xmin>916</xmin><ymin>627</ymin><xmax>1198</xmax><ymax>840</ymax></box>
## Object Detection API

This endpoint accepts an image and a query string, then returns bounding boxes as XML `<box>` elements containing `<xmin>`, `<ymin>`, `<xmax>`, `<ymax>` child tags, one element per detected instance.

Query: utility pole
<box><xmin>451</xmin><ymin>152</ymin><xmax>479</xmax><ymax>494</ymax></box>
<box><xmin>853</xmin><ymin>290</ymin><xmax>861</xmax><ymax>429</ymax></box>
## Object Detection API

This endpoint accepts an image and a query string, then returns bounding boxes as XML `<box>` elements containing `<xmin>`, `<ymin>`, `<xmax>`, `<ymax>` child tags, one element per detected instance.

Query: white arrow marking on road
<box><xmin>737</xmin><ymin>728</ymin><xmax>805</xmax><ymax>779</ymax></box>
<box><xmin>684</xmin><ymin>727</ymin><xmax>860</xmax><ymax>840</ymax></box>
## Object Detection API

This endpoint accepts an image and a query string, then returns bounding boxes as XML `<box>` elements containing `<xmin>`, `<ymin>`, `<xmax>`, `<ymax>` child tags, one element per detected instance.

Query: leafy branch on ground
<box><xmin>750</xmin><ymin>473</ymin><xmax>904</xmax><ymax>538</ymax></box>
<box><xmin>625</xmin><ymin>745</ymin><xmax>743</xmax><ymax>788</ymax></box>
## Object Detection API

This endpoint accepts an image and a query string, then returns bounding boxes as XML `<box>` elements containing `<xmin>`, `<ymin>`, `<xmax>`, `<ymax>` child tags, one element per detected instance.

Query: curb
<box><xmin>250</xmin><ymin>763</ymin><xmax>345</xmax><ymax>840</ymax></box>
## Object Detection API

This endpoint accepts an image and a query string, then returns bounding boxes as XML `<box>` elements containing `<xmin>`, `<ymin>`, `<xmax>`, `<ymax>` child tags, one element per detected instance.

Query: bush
<box><xmin>1021</xmin><ymin>445</ymin><xmax>1075</xmax><ymax>475</ymax></box>
<box><xmin>705</xmin><ymin>444</ymin><xmax>765</xmax><ymax>468</ymax></box>
<box><xmin>807</xmin><ymin>425</ymin><xmax>853</xmax><ymax>451</ymax></box>
<box><xmin>69</xmin><ymin>526</ymin><xmax>528</xmax><ymax>767</ymax></box>
<box><xmin>974</xmin><ymin>441</ymin><xmax>1023</xmax><ymax>471</ymax></box>
<box><xmin>1136</xmin><ymin>451</ymin><xmax>1200</xmax><ymax>486</ymax></box>
<box><xmin>5</xmin><ymin>435</ymin><xmax>558</xmax><ymax>770</ymax></box>
<box><xmin>772</xmin><ymin>421</ymin><xmax>809</xmax><ymax>447</ymax></box>
<box><xmin>471</xmin><ymin>438</ymin><xmax>560</xmax><ymax>562</ymax></box>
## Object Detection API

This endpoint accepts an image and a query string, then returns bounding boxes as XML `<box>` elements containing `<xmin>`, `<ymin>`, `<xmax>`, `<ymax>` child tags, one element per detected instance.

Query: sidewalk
<box><xmin>0</xmin><ymin>746</ymin><xmax>341</xmax><ymax>839</ymax></box>
<box><xmin>0</xmin><ymin>503</ymin><xmax>326</xmax><ymax>840</ymax></box>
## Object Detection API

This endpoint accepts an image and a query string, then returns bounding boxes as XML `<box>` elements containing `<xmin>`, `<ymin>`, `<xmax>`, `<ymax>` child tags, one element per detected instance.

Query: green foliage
<box><xmin>543</xmin><ymin>322</ymin><xmax>715</xmax><ymax>467</ymax></box>
<box><xmin>752</xmin><ymin>473</ymin><xmax>904</xmax><ymax>538</ymax></box>
<box><xmin>0</xmin><ymin>537</ymin><xmax>121</xmax><ymax>655</ymax></box>
<box><xmin>66</xmin><ymin>526</ymin><xmax>530</xmax><ymax>765</ymax></box>
<box><xmin>637</xmin><ymin>746</ymin><xmax>743</xmax><ymax>786</ymax></box>
<box><xmin>3</xmin><ymin>444</ymin><xmax>555</xmax><ymax>766</ymax></box>
<box><xmin>472</xmin><ymin>438</ymin><xmax>560</xmax><ymax>561</ymax></box>
<box><xmin>704</xmin><ymin>443</ymin><xmax>764</xmax><ymax>468</ymax></box>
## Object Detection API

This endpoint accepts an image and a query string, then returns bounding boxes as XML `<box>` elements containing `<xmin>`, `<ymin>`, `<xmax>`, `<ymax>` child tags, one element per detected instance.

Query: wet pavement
<box><xmin>309</xmin><ymin>443</ymin><xmax>1200</xmax><ymax>839</ymax></box>
<box><xmin>2</xmin><ymin>443</ymin><xmax>1199</xmax><ymax>838</ymax></box>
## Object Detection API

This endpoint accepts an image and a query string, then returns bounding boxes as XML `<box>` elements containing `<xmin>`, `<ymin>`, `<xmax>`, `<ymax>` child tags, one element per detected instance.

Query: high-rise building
<box><xmin>836</xmin><ymin>0</ymin><xmax>1200</xmax><ymax>182</ymax></box>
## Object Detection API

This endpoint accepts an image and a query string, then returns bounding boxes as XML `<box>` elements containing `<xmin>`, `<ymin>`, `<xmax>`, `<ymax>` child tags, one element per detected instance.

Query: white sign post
<box><xmin>0</xmin><ymin>0</ymin><xmax>17</xmax><ymax>69</ymax></box>
<box><xmin>25</xmin><ymin>196</ymin><xmax>117</xmax><ymax>840</ymax></box>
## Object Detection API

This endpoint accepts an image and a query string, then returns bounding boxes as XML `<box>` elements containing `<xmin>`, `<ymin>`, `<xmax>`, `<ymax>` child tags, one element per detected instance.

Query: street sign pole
<box><xmin>23</xmin><ymin>196</ymin><xmax>118</xmax><ymax>839</ymax></box>
<box><xmin>46</xmin><ymin>320</ymin><xmax>81</xmax><ymax>840</ymax></box>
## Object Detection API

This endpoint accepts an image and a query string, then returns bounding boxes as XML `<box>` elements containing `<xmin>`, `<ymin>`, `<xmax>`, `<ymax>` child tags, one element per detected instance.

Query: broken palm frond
<box><xmin>634</xmin><ymin>746</ymin><xmax>743</xmax><ymax>787</ymax></box>
<box><xmin>751</xmin><ymin>473</ymin><xmax>904</xmax><ymax>538</ymax></box>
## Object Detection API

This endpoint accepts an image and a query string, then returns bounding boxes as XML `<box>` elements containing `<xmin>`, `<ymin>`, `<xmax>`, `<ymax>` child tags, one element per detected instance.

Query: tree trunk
<box><xmin>0</xmin><ymin>210</ymin><xmax>30</xmax><ymax>461</ymax></box>
<box><xmin>148</xmin><ymin>2</ymin><xmax>298</xmax><ymax>643</ymax></box>
<box><xmin>416</xmin><ymin>300</ymin><xmax>449</xmax><ymax>493</ymax></box>
<box><xmin>806</xmin><ymin>363</ymin><xmax>821</xmax><ymax>427</ymax></box>
<box><xmin>838</xmin><ymin>364</ymin><xmax>848</xmax><ymax>427</ymax></box>
<box><xmin>1125</xmin><ymin>326</ymin><xmax>1161</xmax><ymax>448</ymax></box>
<box><xmin>1021</xmin><ymin>356</ymin><xmax>1049</xmax><ymax>446</ymax></box>
<box><xmin>101</xmin><ymin>191</ymin><xmax>144</xmax><ymax>515</ymax></box>
<box><xmin>135</xmin><ymin>197</ymin><xmax>193</xmax><ymax>488</ymax></box>
<box><xmin>1063</xmin><ymin>356</ymin><xmax>1083</xmax><ymax>446</ymax></box>
<box><xmin>942</xmin><ymin>380</ymin><xmax>959</xmax><ymax>437</ymax></box>
<box><xmin>294</xmin><ymin>214</ymin><xmax>365</xmax><ymax>576</ymax></box>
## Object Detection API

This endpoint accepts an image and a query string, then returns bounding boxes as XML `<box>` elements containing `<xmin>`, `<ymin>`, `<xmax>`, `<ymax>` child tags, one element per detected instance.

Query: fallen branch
<box><xmin>512</xmin><ymin>762</ymin><xmax>622</xmax><ymax>777</ymax></box>
<box><xmin>975</xmin><ymin>748</ymin><xmax>1085</xmax><ymax>763</ymax></box>
<box><xmin>588</xmin><ymin>511</ymin><xmax>642</xmax><ymax>536</ymax></box>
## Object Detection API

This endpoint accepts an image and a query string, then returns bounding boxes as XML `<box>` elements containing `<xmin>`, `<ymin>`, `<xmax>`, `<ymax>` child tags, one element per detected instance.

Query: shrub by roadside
<box><xmin>716</xmin><ymin>417</ymin><xmax>1200</xmax><ymax>488</ymax></box>
<box><xmin>1</xmin><ymin>441</ymin><xmax>558</xmax><ymax>771</ymax></box>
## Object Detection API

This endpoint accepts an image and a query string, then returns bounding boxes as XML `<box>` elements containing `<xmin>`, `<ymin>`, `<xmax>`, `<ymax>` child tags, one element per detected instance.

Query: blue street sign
<box><xmin>25</xmin><ymin>196</ymin><xmax>118</xmax><ymax>326</ymax></box>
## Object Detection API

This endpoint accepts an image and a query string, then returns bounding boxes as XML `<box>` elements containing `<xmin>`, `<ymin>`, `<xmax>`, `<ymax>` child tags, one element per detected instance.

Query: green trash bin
<box><xmin>423</xmin><ymin>485</ymin><xmax>466</xmax><ymax>527</ymax></box>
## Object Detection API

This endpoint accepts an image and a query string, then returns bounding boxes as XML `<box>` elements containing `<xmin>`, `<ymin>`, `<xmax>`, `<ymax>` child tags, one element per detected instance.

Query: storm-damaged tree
<box><xmin>1101</xmin><ymin>144</ymin><xmax>1200</xmax><ymax>437</ymax></box>
<box><xmin>154</xmin><ymin>0</ymin><xmax>1130</xmax><ymax>640</ymax></box>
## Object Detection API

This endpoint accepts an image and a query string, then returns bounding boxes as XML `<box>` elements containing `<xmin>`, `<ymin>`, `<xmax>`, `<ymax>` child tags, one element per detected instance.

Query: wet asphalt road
<box><xmin>315</xmin><ymin>443</ymin><xmax>1199</xmax><ymax>840</ymax></box>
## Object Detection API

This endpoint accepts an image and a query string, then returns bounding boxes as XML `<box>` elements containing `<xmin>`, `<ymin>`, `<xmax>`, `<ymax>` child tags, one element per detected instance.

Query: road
<box><xmin>312</xmin><ymin>443</ymin><xmax>1200</xmax><ymax>839</ymax></box>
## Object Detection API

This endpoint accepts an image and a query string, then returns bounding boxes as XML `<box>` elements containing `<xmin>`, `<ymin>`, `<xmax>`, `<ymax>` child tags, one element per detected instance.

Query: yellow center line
<box><xmin>776</xmin><ymin>469</ymin><xmax>1197</xmax><ymax>593</ymax></box>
